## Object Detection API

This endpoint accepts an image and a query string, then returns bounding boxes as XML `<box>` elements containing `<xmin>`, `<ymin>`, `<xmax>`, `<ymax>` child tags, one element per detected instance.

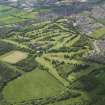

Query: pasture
<box><xmin>3</xmin><ymin>69</ymin><xmax>65</xmax><ymax>104</ymax></box>
<box><xmin>0</xmin><ymin>5</ymin><xmax>36</xmax><ymax>25</ymax></box>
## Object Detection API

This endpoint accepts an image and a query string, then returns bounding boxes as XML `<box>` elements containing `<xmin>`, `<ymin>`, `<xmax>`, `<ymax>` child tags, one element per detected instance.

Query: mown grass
<box><xmin>1</xmin><ymin>17</ymin><xmax>105</xmax><ymax>105</ymax></box>
<box><xmin>91</xmin><ymin>27</ymin><xmax>105</xmax><ymax>39</ymax></box>
<box><xmin>3</xmin><ymin>69</ymin><xmax>65</xmax><ymax>104</ymax></box>
<box><xmin>0</xmin><ymin>5</ymin><xmax>37</xmax><ymax>25</ymax></box>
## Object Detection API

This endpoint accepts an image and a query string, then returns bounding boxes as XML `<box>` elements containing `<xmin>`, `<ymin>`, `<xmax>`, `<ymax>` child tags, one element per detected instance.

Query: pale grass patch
<box><xmin>0</xmin><ymin>51</ymin><xmax>28</xmax><ymax>64</ymax></box>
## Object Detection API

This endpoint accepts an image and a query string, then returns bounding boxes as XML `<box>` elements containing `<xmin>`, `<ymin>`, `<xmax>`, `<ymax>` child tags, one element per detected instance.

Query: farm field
<box><xmin>0</xmin><ymin>5</ymin><xmax>37</xmax><ymax>25</ymax></box>
<box><xmin>0</xmin><ymin>1</ymin><xmax>105</xmax><ymax>105</ymax></box>
<box><xmin>0</xmin><ymin>51</ymin><xmax>28</xmax><ymax>64</ymax></box>
<box><xmin>3</xmin><ymin>69</ymin><xmax>65</xmax><ymax>104</ymax></box>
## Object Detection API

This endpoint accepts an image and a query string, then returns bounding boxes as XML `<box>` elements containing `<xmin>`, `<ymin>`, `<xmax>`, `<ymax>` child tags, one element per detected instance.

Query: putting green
<box><xmin>0</xmin><ymin>51</ymin><xmax>28</xmax><ymax>64</ymax></box>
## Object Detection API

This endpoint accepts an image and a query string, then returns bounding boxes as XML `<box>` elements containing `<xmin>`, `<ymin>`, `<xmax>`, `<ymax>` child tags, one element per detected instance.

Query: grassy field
<box><xmin>91</xmin><ymin>27</ymin><xmax>105</xmax><ymax>39</ymax></box>
<box><xmin>0</xmin><ymin>51</ymin><xmax>28</xmax><ymax>64</ymax></box>
<box><xmin>0</xmin><ymin>5</ymin><xmax>37</xmax><ymax>25</ymax></box>
<box><xmin>3</xmin><ymin>69</ymin><xmax>65</xmax><ymax>104</ymax></box>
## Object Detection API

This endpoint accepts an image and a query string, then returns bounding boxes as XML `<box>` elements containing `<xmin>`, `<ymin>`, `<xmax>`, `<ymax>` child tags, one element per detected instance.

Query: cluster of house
<box><xmin>70</xmin><ymin>3</ymin><xmax>105</xmax><ymax>34</ymax></box>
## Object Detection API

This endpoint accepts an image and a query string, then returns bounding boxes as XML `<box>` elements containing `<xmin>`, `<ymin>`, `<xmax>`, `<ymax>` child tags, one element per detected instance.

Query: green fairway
<box><xmin>3</xmin><ymin>69</ymin><xmax>65</xmax><ymax>104</ymax></box>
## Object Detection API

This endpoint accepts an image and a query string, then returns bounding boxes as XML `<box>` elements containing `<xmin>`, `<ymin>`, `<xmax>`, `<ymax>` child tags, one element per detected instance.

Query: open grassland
<box><xmin>0</xmin><ymin>5</ymin><xmax>37</xmax><ymax>25</ymax></box>
<box><xmin>3</xmin><ymin>69</ymin><xmax>65</xmax><ymax>104</ymax></box>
